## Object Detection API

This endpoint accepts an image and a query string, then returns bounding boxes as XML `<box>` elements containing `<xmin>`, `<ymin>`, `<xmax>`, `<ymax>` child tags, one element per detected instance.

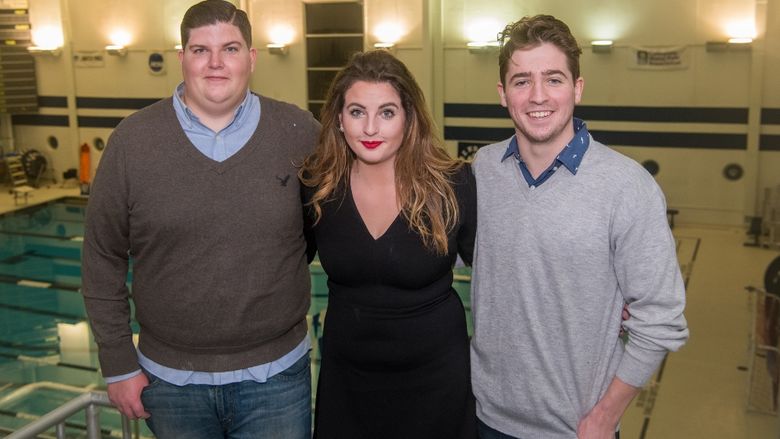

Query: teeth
<box><xmin>529</xmin><ymin>111</ymin><xmax>551</xmax><ymax>118</ymax></box>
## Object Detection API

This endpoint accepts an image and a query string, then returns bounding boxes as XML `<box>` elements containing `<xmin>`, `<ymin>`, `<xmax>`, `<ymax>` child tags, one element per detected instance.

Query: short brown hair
<box><xmin>181</xmin><ymin>0</ymin><xmax>252</xmax><ymax>49</ymax></box>
<box><xmin>498</xmin><ymin>15</ymin><xmax>582</xmax><ymax>86</ymax></box>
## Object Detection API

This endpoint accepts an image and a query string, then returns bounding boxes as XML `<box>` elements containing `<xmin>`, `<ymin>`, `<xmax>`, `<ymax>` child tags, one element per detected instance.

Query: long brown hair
<box><xmin>299</xmin><ymin>50</ymin><xmax>461</xmax><ymax>255</ymax></box>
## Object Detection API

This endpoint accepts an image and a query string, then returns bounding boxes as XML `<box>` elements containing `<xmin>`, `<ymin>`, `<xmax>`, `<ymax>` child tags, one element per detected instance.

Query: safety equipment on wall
<box><xmin>20</xmin><ymin>149</ymin><xmax>47</xmax><ymax>187</ymax></box>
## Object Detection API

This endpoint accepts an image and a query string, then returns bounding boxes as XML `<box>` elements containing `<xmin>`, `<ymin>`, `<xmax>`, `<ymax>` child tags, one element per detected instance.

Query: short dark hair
<box><xmin>180</xmin><ymin>0</ymin><xmax>252</xmax><ymax>49</ymax></box>
<box><xmin>498</xmin><ymin>15</ymin><xmax>582</xmax><ymax>86</ymax></box>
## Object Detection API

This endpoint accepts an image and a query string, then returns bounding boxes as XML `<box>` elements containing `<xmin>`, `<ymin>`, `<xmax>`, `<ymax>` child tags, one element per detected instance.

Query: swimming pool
<box><xmin>0</xmin><ymin>196</ymin><xmax>473</xmax><ymax>437</ymax></box>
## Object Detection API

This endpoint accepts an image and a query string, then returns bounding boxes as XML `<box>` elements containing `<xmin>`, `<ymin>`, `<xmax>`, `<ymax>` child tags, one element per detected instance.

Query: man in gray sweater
<box><xmin>470</xmin><ymin>15</ymin><xmax>689</xmax><ymax>439</ymax></box>
<box><xmin>81</xmin><ymin>1</ymin><xmax>319</xmax><ymax>437</ymax></box>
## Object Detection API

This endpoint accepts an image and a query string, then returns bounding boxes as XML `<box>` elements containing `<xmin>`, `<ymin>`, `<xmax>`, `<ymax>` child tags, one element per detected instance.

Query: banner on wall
<box><xmin>629</xmin><ymin>46</ymin><xmax>689</xmax><ymax>70</ymax></box>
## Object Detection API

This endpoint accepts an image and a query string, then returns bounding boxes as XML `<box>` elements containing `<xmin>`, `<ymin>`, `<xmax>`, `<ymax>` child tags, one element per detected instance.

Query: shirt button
<box><xmin>530</xmin><ymin>185</ymin><xmax>536</xmax><ymax>189</ymax></box>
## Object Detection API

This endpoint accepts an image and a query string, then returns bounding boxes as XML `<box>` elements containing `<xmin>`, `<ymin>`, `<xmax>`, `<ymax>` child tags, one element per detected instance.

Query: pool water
<box><xmin>0</xmin><ymin>197</ymin><xmax>473</xmax><ymax>437</ymax></box>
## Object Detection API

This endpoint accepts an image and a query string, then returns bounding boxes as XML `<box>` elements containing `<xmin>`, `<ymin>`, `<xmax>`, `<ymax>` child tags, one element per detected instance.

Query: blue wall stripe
<box><xmin>37</xmin><ymin>95</ymin><xmax>67</xmax><ymax>108</ymax></box>
<box><xmin>444</xmin><ymin>126</ymin><xmax>747</xmax><ymax>149</ymax></box>
<box><xmin>77</xmin><ymin>116</ymin><xmax>124</xmax><ymax>128</ymax></box>
<box><xmin>11</xmin><ymin>114</ymin><xmax>69</xmax><ymax>127</ymax></box>
<box><xmin>761</xmin><ymin>135</ymin><xmax>780</xmax><ymax>151</ymax></box>
<box><xmin>762</xmin><ymin>108</ymin><xmax>780</xmax><ymax>125</ymax></box>
<box><xmin>445</xmin><ymin>103</ymin><xmax>748</xmax><ymax>124</ymax></box>
<box><xmin>76</xmin><ymin>97</ymin><xmax>161</xmax><ymax>109</ymax></box>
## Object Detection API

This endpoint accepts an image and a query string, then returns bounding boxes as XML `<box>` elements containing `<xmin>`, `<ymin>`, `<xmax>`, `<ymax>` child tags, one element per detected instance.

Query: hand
<box><xmin>619</xmin><ymin>303</ymin><xmax>630</xmax><ymax>337</ymax></box>
<box><xmin>577</xmin><ymin>406</ymin><xmax>617</xmax><ymax>439</ymax></box>
<box><xmin>107</xmin><ymin>373</ymin><xmax>151</xmax><ymax>420</ymax></box>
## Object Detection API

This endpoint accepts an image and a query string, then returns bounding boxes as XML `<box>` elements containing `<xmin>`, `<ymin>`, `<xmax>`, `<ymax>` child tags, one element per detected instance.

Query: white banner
<box><xmin>629</xmin><ymin>46</ymin><xmax>689</xmax><ymax>70</ymax></box>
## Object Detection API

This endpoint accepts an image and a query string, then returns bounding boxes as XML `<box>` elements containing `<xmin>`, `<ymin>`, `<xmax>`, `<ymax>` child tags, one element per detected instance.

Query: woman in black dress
<box><xmin>300</xmin><ymin>50</ymin><xmax>477</xmax><ymax>438</ymax></box>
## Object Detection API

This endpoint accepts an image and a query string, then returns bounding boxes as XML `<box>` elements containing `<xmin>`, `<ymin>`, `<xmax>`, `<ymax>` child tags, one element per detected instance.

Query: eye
<box><xmin>548</xmin><ymin>77</ymin><xmax>564</xmax><ymax>85</ymax></box>
<box><xmin>192</xmin><ymin>47</ymin><xmax>206</xmax><ymax>54</ymax></box>
<box><xmin>349</xmin><ymin>108</ymin><xmax>365</xmax><ymax>118</ymax></box>
<box><xmin>225</xmin><ymin>46</ymin><xmax>240</xmax><ymax>53</ymax></box>
<box><xmin>380</xmin><ymin>108</ymin><xmax>395</xmax><ymax>119</ymax></box>
<box><xmin>513</xmin><ymin>79</ymin><xmax>529</xmax><ymax>87</ymax></box>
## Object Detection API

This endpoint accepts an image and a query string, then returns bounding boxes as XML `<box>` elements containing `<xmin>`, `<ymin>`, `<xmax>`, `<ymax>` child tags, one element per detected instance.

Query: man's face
<box><xmin>497</xmin><ymin>42</ymin><xmax>583</xmax><ymax>151</ymax></box>
<box><xmin>178</xmin><ymin>22</ymin><xmax>256</xmax><ymax>117</ymax></box>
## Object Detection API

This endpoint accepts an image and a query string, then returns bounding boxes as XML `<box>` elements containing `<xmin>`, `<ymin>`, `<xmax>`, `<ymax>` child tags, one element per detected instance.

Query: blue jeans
<box><xmin>140</xmin><ymin>354</ymin><xmax>311</xmax><ymax>439</ymax></box>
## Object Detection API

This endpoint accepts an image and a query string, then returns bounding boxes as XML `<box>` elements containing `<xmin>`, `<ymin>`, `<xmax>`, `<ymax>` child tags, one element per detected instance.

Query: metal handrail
<box><xmin>6</xmin><ymin>391</ymin><xmax>137</xmax><ymax>439</ymax></box>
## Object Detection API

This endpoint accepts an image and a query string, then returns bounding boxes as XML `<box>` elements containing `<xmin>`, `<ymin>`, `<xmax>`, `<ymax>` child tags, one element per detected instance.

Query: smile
<box><xmin>361</xmin><ymin>141</ymin><xmax>382</xmax><ymax>149</ymax></box>
<box><xmin>528</xmin><ymin>111</ymin><xmax>552</xmax><ymax>119</ymax></box>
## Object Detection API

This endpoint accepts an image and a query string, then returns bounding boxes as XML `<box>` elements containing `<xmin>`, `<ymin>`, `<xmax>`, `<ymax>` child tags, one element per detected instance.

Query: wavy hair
<box><xmin>299</xmin><ymin>50</ymin><xmax>461</xmax><ymax>255</ymax></box>
<box><xmin>498</xmin><ymin>15</ymin><xmax>582</xmax><ymax>86</ymax></box>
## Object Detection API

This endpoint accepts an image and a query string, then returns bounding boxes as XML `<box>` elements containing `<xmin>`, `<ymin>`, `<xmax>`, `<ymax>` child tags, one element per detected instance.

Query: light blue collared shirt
<box><xmin>105</xmin><ymin>83</ymin><xmax>310</xmax><ymax>385</ymax></box>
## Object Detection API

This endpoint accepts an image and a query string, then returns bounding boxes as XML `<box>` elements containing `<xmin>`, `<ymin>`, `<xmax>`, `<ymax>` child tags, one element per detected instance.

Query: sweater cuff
<box><xmin>615</xmin><ymin>346</ymin><xmax>667</xmax><ymax>388</ymax></box>
<box><xmin>97</xmin><ymin>337</ymin><xmax>140</xmax><ymax>378</ymax></box>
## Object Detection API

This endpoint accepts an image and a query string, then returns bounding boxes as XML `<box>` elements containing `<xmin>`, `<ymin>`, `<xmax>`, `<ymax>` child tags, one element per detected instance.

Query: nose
<box><xmin>363</xmin><ymin>115</ymin><xmax>379</xmax><ymax>136</ymax></box>
<box><xmin>529</xmin><ymin>81</ymin><xmax>547</xmax><ymax>104</ymax></box>
<box><xmin>208</xmin><ymin>51</ymin><xmax>224</xmax><ymax>69</ymax></box>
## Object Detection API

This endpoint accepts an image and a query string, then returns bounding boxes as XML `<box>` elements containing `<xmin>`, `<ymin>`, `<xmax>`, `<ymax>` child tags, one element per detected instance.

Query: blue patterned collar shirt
<box><xmin>501</xmin><ymin>118</ymin><xmax>590</xmax><ymax>188</ymax></box>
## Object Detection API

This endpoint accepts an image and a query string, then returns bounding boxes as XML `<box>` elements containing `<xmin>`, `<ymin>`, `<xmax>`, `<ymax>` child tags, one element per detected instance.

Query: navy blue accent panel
<box><xmin>762</xmin><ymin>108</ymin><xmax>780</xmax><ymax>125</ymax></box>
<box><xmin>444</xmin><ymin>126</ymin><xmax>746</xmax><ymax>149</ymax></box>
<box><xmin>444</xmin><ymin>126</ymin><xmax>514</xmax><ymax>142</ymax></box>
<box><xmin>575</xmin><ymin>106</ymin><xmax>747</xmax><ymax>123</ymax></box>
<box><xmin>11</xmin><ymin>114</ymin><xmax>69</xmax><ymax>127</ymax></box>
<box><xmin>445</xmin><ymin>103</ymin><xmax>508</xmax><ymax>118</ymax></box>
<box><xmin>77</xmin><ymin>116</ymin><xmax>124</xmax><ymax>128</ymax></box>
<box><xmin>589</xmin><ymin>131</ymin><xmax>746</xmax><ymax>149</ymax></box>
<box><xmin>76</xmin><ymin>97</ymin><xmax>161</xmax><ymax>109</ymax></box>
<box><xmin>37</xmin><ymin>95</ymin><xmax>68</xmax><ymax>108</ymax></box>
<box><xmin>761</xmin><ymin>135</ymin><xmax>780</xmax><ymax>151</ymax></box>
<box><xmin>444</xmin><ymin>103</ymin><xmax>748</xmax><ymax>123</ymax></box>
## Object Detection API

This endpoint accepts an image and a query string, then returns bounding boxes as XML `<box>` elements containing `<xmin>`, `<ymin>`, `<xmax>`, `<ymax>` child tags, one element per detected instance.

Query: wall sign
<box><xmin>148</xmin><ymin>52</ymin><xmax>165</xmax><ymax>75</ymax></box>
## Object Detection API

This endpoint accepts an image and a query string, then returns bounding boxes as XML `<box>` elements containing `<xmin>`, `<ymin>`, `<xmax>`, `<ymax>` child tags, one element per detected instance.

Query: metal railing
<box><xmin>6</xmin><ymin>391</ymin><xmax>138</xmax><ymax>439</ymax></box>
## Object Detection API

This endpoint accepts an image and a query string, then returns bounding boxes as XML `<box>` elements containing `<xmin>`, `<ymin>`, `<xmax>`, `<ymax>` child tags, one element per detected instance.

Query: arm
<box><xmin>456</xmin><ymin>163</ymin><xmax>477</xmax><ymax>265</ymax></box>
<box><xmin>613</xmin><ymin>175</ymin><xmax>688</xmax><ymax>387</ymax></box>
<box><xmin>81</xmin><ymin>131</ymin><xmax>141</xmax><ymax>380</ymax></box>
<box><xmin>577</xmin><ymin>377</ymin><xmax>639</xmax><ymax>439</ymax></box>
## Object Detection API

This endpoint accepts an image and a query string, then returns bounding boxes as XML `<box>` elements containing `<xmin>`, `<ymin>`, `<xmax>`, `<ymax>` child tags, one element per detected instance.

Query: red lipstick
<box><xmin>361</xmin><ymin>141</ymin><xmax>382</xmax><ymax>149</ymax></box>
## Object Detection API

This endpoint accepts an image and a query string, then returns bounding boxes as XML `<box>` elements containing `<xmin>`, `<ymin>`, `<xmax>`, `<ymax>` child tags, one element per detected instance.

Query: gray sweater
<box><xmin>82</xmin><ymin>96</ymin><xmax>319</xmax><ymax>377</ymax></box>
<box><xmin>470</xmin><ymin>135</ymin><xmax>688</xmax><ymax>438</ymax></box>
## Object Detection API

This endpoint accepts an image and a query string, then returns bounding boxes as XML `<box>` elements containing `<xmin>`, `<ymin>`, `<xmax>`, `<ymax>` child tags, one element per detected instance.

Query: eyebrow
<box><xmin>188</xmin><ymin>41</ymin><xmax>244</xmax><ymax>49</ymax></box>
<box><xmin>508</xmin><ymin>69</ymin><xmax>569</xmax><ymax>81</ymax></box>
<box><xmin>345</xmin><ymin>102</ymin><xmax>400</xmax><ymax>109</ymax></box>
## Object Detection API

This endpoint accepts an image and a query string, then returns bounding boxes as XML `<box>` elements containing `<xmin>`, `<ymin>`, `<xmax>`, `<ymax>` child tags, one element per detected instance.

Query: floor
<box><xmin>0</xmin><ymin>183</ymin><xmax>779</xmax><ymax>438</ymax></box>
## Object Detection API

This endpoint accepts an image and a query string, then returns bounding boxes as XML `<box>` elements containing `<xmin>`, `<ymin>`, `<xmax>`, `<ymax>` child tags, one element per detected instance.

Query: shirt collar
<box><xmin>501</xmin><ymin>117</ymin><xmax>590</xmax><ymax>175</ymax></box>
<box><xmin>172</xmin><ymin>82</ymin><xmax>251</xmax><ymax>132</ymax></box>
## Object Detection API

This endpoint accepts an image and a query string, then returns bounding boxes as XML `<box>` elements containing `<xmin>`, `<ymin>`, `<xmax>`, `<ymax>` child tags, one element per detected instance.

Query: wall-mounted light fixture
<box><xmin>30</xmin><ymin>26</ymin><xmax>63</xmax><ymax>56</ymax></box>
<box><xmin>267</xmin><ymin>25</ymin><xmax>293</xmax><ymax>56</ymax></box>
<box><xmin>591</xmin><ymin>40</ymin><xmax>613</xmax><ymax>54</ymax></box>
<box><xmin>705</xmin><ymin>38</ymin><xmax>752</xmax><ymax>52</ymax></box>
<box><xmin>28</xmin><ymin>45</ymin><xmax>62</xmax><ymax>56</ymax></box>
<box><xmin>105</xmin><ymin>44</ymin><xmax>127</xmax><ymax>56</ymax></box>
<box><xmin>106</xmin><ymin>29</ymin><xmax>131</xmax><ymax>56</ymax></box>
<box><xmin>373</xmin><ymin>22</ymin><xmax>403</xmax><ymax>51</ymax></box>
<box><xmin>267</xmin><ymin>43</ymin><xmax>288</xmax><ymax>56</ymax></box>
<box><xmin>467</xmin><ymin>41</ymin><xmax>500</xmax><ymax>54</ymax></box>
<box><xmin>174</xmin><ymin>44</ymin><xmax>183</xmax><ymax>51</ymax></box>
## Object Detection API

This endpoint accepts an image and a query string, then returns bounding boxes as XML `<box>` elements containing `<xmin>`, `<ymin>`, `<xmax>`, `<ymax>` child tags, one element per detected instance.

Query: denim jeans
<box><xmin>140</xmin><ymin>353</ymin><xmax>311</xmax><ymax>439</ymax></box>
<box><xmin>477</xmin><ymin>418</ymin><xmax>620</xmax><ymax>439</ymax></box>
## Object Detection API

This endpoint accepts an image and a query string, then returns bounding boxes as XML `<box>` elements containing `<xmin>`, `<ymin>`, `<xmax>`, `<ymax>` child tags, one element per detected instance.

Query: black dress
<box><xmin>306</xmin><ymin>165</ymin><xmax>478</xmax><ymax>439</ymax></box>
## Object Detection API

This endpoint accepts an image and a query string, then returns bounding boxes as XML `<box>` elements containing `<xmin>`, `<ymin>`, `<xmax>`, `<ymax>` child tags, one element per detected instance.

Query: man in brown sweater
<box><xmin>81</xmin><ymin>1</ymin><xmax>319</xmax><ymax>437</ymax></box>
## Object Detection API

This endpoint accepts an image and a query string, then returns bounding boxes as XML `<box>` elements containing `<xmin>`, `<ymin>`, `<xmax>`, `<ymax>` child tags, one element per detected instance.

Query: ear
<box><xmin>249</xmin><ymin>47</ymin><xmax>257</xmax><ymax>73</ymax></box>
<box><xmin>338</xmin><ymin>114</ymin><xmax>344</xmax><ymax>131</ymax></box>
<box><xmin>178</xmin><ymin>48</ymin><xmax>184</xmax><ymax>63</ymax></box>
<box><xmin>497</xmin><ymin>81</ymin><xmax>508</xmax><ymax>107</ymax></box>
<box><xmin>573</xmin><ymin>76</ymin><xmax>584</xmax><ymax>105</ymax></box>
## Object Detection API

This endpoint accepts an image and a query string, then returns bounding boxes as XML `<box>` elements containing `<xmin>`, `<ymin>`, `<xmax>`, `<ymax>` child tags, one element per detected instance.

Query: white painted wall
<box><xmin>14</xmin><ymin>0</ymin><xmax>780</xmax><ymax>226</ymax></box>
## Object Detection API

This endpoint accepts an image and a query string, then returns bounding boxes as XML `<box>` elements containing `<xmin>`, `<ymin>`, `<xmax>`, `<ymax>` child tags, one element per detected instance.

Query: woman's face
<box><xmin>339</xmin><ymin>80</ymin><xmax>406</xmax><ymax>168</ymax></box>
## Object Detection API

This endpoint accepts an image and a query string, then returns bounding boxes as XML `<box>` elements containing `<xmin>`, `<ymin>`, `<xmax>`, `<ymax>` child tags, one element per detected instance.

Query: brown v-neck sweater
<box><xmin>82</xmin><ymin>96</ymin><xmax>320</xmax><ymax>377</ymax></box>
